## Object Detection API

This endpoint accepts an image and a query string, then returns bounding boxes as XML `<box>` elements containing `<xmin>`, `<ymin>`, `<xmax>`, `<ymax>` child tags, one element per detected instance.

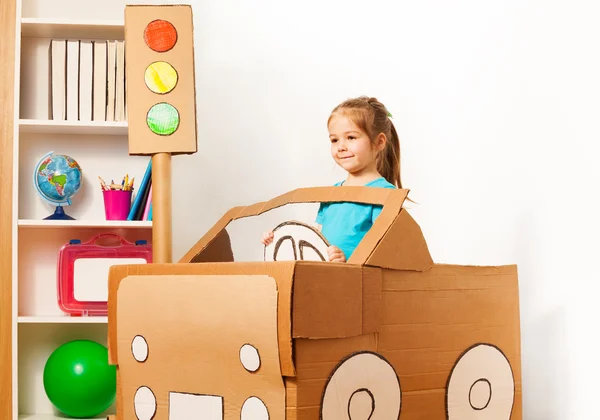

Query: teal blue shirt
<box><xmin>316</xmin><ymin>177</ymin><xmax>396</xmax><ymax>260</ymax></box>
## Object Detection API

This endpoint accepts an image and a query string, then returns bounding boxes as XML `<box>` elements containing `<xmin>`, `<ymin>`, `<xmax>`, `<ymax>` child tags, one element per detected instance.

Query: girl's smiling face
<box><xmin>328</xmin><ymin>113</ymin><xmax>383</xmax><ymax>176</ymax></box>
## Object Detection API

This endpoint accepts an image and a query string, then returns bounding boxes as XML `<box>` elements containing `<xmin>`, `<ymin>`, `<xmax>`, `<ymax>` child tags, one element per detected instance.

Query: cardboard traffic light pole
<box><xmin>125</xmin><ymin>4</ymin><xmax>197</xmax><ymax>263</ymax></box>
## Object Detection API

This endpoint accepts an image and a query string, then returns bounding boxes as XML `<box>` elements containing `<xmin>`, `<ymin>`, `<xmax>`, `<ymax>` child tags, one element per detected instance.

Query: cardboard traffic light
<box><xmin>125</xmin><ymin>5</ymin><xmax>197</xmax><ymax>155</ymax></box>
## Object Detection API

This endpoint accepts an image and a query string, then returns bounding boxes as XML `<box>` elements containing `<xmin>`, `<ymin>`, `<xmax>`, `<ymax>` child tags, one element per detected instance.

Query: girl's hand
<box><xmin>261</xmin><ymin>231</ymin><xmax>274</xmax><ymax>246</ymax></box>
<box><xmin>327</xmin><ymin>246</ymin><xmax>346</xmax><ymax>263</ymax></box>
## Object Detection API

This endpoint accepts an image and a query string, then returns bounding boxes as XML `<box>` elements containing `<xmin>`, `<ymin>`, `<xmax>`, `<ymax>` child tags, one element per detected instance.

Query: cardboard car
<box><xmin>107</xmin><ymin>186</ymin><xmax>522</xmax><ymax>420</ymax></box>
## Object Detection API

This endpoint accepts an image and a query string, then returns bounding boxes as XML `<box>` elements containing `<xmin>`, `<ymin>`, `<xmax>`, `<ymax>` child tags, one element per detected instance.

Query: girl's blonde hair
<box><xmin>328</xmin><ymin>96</ymin><xmax>402</xmax><ymax>188</ymax></box>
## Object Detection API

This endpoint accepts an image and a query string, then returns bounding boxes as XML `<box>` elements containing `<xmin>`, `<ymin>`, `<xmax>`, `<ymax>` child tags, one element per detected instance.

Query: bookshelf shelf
<box><xmin>19</xmin><ymin>119</ymin><xmax>128</xmax><ymax>135</ymax></box>
<box><xmin>18</xmin><ymin>316</ymin><xmax>108</xmax><ymax>324</ymax></box>
<box><xmin>17</xmin><ymin>219</ymin><xmax>152</xmax><ymax>229</ymax></box>
<box><xmin>21</xmin><ymin>18</ymin><xmax>124</xmax><ymax>39</ymax></box>
<box><xmin>19</xmin><ymin>414</ymin><xmax>109</xmax><ymax>420</ymax></box>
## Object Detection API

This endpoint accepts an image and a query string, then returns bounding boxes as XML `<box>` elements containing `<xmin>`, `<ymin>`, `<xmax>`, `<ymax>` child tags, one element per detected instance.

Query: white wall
<box><xmin>150</xmin><ymin>0</ymin><xmax>599</xmax><ymax>418</ymax></box>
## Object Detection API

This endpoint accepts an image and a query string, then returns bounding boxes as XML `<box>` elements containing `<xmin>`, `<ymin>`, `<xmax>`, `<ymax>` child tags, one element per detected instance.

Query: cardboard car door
<box><xmin>116</xmin><ymin>274</ymin><xmax>285</xmax><ymax>420</ymax></box>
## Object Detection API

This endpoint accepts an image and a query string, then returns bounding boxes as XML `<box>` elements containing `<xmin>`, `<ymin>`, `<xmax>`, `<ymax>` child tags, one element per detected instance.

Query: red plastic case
<box><xmin>57</xmin><ymin>233</ymin><xmax>152</xmax><ymax>316</ymax></box>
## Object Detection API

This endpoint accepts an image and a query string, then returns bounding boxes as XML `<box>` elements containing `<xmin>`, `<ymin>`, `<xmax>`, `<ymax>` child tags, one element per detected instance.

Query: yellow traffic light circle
<box><xmin>145</xmin><ymin>61</ymin><xmax>178</xmax><ymax>94</ymax></box>
<box><xmin>146</xmin><ymin>102</ymin><xmax>180</xmax><ymax>136</ymax></box>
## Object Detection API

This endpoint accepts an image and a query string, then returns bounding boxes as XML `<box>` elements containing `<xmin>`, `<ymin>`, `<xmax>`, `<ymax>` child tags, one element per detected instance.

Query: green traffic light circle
<box><xmin>146</xmin><ymin>102</ymin><xmax>180</xmax><ymax>136</ymax></box>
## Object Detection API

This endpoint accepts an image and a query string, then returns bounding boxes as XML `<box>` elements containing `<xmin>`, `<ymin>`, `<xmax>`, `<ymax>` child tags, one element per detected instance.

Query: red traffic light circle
<box><xmin>144</xmin><ymin>19</ymin><xmax>177</xmax><ymax>52</ymax></box>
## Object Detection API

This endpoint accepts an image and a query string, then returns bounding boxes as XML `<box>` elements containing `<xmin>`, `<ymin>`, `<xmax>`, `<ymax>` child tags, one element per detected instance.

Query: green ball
<box><xmin>43</xmin><ymin>340</ymin><xmax>116</xmax><ymax>418</ymax></box>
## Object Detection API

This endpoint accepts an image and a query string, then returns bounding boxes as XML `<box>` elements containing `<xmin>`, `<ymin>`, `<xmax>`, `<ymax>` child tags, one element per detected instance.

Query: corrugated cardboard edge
<box><xmin>107</xmin><ymin>261</ymin><xmax>296</xmax><ymax>376</ymax></box>
<box><xmin>512</xmin><ymin>263</ymin><xmax>523</xmax><ymax>420</ymax></box>
<box><xmin>361</xmin><ymin>267</ymin><xmax>383</xmax><ymax>333</ymax></box>
<box><xmin>179</xmin><ymin>187</ymin><xmax>429</xmax><ymax>270</ymax></box>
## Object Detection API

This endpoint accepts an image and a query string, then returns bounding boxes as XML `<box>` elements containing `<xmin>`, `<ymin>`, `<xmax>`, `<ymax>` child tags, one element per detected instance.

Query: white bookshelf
<box><xmin>12</xmin><ymin>1</ymin><xmax>143</xmax><ymax>418</ymax></box>
<box><xmin>18</xmin><ymin>316</ymin><xmax>109</xmax><ymax>324</ymax></box>
<box><xmin>21</xmin><ymin>18</ymin><xmax>124</xmax><ymax>39</ymax></box>
<box><xmin>18</xmin><ymin>219</ymin><xmax>151</xmax><ymax>228</ymax></box>
<box><xmin>19</xmin><ymin>119</ymin><xmax>128</xmax><ymax>135</ymax></box>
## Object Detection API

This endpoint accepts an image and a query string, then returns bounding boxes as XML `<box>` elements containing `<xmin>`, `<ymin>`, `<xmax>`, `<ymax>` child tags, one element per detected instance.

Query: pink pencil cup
<box><xmin>103</xmin><ymin>190</ymin><xmax>132</xmax><ymax>220</ymax></box>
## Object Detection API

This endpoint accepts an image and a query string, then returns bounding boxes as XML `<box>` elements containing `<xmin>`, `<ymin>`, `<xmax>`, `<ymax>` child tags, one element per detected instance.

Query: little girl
<box><xmin>262</xmin><ymin>96</ymin><xmax>402</xmax><ymax>262</ymax></box>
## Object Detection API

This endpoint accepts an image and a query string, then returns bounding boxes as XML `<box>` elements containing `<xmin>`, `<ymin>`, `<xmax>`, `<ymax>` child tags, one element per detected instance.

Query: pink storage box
<box><xmin>57</xmin><ymin>233</ymin><xmax>152</xmax><ymax>316</ymax></box>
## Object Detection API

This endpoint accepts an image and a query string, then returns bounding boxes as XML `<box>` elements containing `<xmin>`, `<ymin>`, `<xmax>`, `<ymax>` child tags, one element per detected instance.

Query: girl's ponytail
<box><xmin>378</xmin><ymin>121</ymin><xmax>402</xmax><ymax>188</ymax></box>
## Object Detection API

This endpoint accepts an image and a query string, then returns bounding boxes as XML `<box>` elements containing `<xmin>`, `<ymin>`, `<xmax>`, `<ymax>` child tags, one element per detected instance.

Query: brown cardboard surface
<box><xmin>189</xmin><ymin>228</ymin><xmax>234</xmax><ymax>263</ymax></box>
<box><xmin>285</xmin><ymin>334</ymin><xmax>378</xmax><ymax>419</ymax></box>
<box><xmin>365</xmin><ymin>208</ymin><xmax>433</xmax><ymax>271</ymax></box>
<box><xmin>281</xmin><ymin>264</ymin><xmax>520</xmax><ymax>420</ymax></box>
<box><xmin>116</xmin><ymin>274</ymin><xmax>284</xmax><ymax>420</ymax></box>
<box><xmin>125</xmin><ymin>5</ymin><xmax>197</xmax><ymax>155</ymax></box>
<box><xmin>180</xmin><ymin>186</ymin><xmax>432</xmax><ymax>272</ymax></box>
<box><xmin>108</xmin><ymin>262</ymin><xmax>296</xmax><ymax>376</ymax></box>
<box><xmin>377</xmin><ymin>264</ymin><xmax>521</xmax><ymax>419</ymax></box>
<box><xmin>292</xmin><ymin>263</ymin><xmax>364</xmax><ymax>338</ymax></box>
<box><xmin>152</xmin><ymin>153</ymin><xmax>173</xmax><ymax>263</ymax></box>
<box><xmin>115</xmin><ymin>368</ymin><xmax>123</xmax><ymax>420</ymax></box>
<box><xmin>361</xmin><ymin>267</ymin><xmax>383</xmax><ymax>334</ymax></box>
<box><xmin>292</xmin><ymin>263</ymin><xmax>383</xmax><ymax>339</ymax></box>
<box><xmin>109</xmin><ymin>263</ymin><xmax>521</xmax><ymax>419</ymax></box>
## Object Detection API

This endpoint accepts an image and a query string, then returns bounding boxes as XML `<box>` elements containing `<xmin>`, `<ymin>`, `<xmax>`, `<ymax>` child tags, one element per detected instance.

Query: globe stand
<box><xmin>44</xmin><ymin>206</ymin><xmax>75</xmax><ymax>220</ymax></box>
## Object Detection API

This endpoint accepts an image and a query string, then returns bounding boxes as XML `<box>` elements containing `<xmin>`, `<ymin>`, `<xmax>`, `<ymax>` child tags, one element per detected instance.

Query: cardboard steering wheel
<box><xmin>263</xmin><ymin>221</ymin><xmax>330</xmax><ymax>262</ymax></box>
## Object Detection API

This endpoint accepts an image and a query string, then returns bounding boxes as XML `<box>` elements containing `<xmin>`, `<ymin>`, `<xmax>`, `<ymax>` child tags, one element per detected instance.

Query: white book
<box><xmin>92</xmin><ymin>40</ymin><xmax>107</xmax><ymax>121</ymax></box>
<box><xmin>106</xmin><ymin>40</ymin><xmax>117</xmax><ymax>121</ymax></box>
<box><xmin>79</xmin><ymin>40</ymin><xmax>93</xmax><ymax>121</ymax></box>
<box><xmin>124</xmin><ymin>40</ymin><xmax>127</xmax><ymax>121</ymax></box>
<box><xmin>115</xmin><ymin>40</ymin><xmax>125</xmax><ymax>121</ymax></box>
<box><xmin>66</xmin><ymin>40</ymin><xmax>79</xmax><ymax>120</ymax></box>
<box><xmin>50</xmin><ymin>39</ymin><xmax>66</xmax><ymax>120</ymax></box>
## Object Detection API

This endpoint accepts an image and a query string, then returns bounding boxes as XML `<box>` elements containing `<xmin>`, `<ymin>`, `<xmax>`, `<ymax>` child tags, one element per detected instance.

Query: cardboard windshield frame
<box><xmin>179</xmin><ymin>186</ymin><xmax>432</xmax><ymax>270</ymax></box>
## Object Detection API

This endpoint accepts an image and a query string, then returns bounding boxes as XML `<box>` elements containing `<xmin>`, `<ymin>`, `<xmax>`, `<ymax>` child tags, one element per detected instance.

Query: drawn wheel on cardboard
<box><xmin>446</xmin><ymin>343</ymin><xmax>515</xmax><ymax>420</ymax></box>
<box><xmin>264</xmin><ymin>221</ymin><xmax>330</xmax><ymax>262</ymax></box>
<box><xmin>320</xmin><ymin>351</ymin><xmax>402</xmax><ymax>420</ymax></box>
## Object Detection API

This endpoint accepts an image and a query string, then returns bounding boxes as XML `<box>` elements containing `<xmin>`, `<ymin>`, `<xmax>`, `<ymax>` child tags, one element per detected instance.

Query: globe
<box><xmin>33</xmin><ymin>151</ymin><xmax>82</xmax><ymax>220</ymax></box>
